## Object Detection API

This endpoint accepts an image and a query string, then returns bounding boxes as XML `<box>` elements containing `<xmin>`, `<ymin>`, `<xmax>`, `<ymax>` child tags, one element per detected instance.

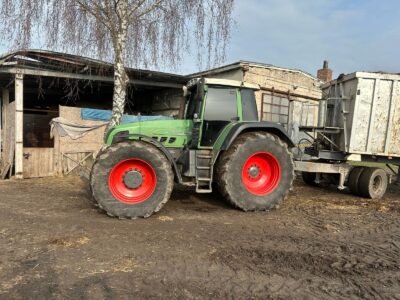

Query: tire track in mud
<box><xmin>1</xmin><ymin>177</ymin><xmax>400</xmax><ymax>299</ymax></box>
<box><xmin>212</xmin><ymin>242</ymin><xmax>400</xmax><ymax>299</ymax></box>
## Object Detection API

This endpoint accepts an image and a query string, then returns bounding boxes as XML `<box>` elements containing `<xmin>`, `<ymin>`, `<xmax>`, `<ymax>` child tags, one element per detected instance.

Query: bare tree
<box><xmin>0</xmin><ymin>0</ymin><xmax>234</xmax><ymax>128</ymax></box>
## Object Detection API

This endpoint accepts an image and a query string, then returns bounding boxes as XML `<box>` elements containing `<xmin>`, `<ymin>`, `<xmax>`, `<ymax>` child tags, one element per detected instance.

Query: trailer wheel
<box><xmin>358</xmin><ymin>168</ymin><xmax>388</xmax><ymax>199</ymax></box>
<box><xmin>217</xmin><ymin>132</ymin><xmax>294</xmax><ymax>211</ymax></box>
<box><xmin>302</xmin><ymin>172</ymin><xmax>317</xmax><ymax>186</ymax></box>
<box><xmin>90</xmin><ymin>141</ymin><xmax>174</xmax><ymax>218</ymax></box>
<box><xmin>347</xmin><ymin>167</ymin><xmax>365</xmax><ymax>196</ymax></box>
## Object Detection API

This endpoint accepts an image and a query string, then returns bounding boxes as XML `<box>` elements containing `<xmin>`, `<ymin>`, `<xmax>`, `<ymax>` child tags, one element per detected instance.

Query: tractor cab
<box><xmin>105</xmin><ymin>78</ymin><xmax>262</xmax><ymax>152</ymax></box>
<box><xmin>184</xmin><ymin>78</ymin><xmax>260</xmax><ymax>148</ymax></box>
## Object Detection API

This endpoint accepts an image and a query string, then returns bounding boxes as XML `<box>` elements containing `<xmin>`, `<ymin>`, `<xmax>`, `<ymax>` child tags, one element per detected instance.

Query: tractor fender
<box><xmin>111</xmin><ymin>132</ymin><xmax>183</xmax><ymax>183</ymax></box>
<box><xmin>221</xmin><ymin>122</ymin><xmax>295</xmax><ymax>150</ymax></box>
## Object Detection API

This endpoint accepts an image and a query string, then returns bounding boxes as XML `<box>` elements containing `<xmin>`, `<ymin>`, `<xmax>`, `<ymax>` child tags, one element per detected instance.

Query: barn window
<box><xmin>261</xmin><ymin>92</ymin><xmax>289</xmax><ymax>127</ymax></box>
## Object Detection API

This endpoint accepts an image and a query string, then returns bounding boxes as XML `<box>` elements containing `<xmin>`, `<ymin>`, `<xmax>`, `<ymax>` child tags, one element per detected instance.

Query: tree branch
<box><xmin>75</xmin><ymin>0</ymin><xmax>112</xmax><ymax>31</ymax></box>
<box><xmin>128</xmin><ymin>0</ymin><xmax>146</xmax><ymax>17</ymax></box>
<box><xmin>130</xmin><ymin>0</ymin><xmax>164</xmax><ymax>19</ymax></box>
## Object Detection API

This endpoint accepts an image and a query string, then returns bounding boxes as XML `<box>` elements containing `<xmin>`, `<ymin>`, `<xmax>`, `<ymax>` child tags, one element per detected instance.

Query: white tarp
<box><xmin>50</xmin><ymin>117</ymin><xmax>107</xmax><ymax>140</ymax></box>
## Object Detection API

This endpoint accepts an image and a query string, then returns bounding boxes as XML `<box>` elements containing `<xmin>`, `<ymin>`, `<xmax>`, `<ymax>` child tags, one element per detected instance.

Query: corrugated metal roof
<box><xmin>0</xmin><ymin>50</ymin><xmax>325</xmax><ymax>85</ymax></box>
<box><xmin>0</xmin><ymin>49</ymin><xmax>189</xmax><ymax>84</ymax></box>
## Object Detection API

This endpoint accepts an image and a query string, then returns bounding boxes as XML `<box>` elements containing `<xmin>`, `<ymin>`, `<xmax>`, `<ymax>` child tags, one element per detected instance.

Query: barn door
<box><xmin>23</xmin><ymin>148</ymin><xmax>54</xmax><ymax>178</ymax></box>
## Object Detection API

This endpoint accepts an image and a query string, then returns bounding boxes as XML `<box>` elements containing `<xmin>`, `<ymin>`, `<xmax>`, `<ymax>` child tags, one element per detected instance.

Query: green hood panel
<box><xmin>106</xmin><ymin>119</ymin><xmax>193</xmax><ymax>148</ymax></box>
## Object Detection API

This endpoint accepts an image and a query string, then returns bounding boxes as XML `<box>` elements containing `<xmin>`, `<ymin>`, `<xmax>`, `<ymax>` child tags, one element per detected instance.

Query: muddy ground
<box><xmin>0</xmin><ymin>177</ymin><xmax>399</xmax><ymax>299</ymax></box>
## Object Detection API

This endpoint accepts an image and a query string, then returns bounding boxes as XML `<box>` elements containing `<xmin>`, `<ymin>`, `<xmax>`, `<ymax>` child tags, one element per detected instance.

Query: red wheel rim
<box><xmin>242</xmin><ymin>152</ymin><xmax>281</xmax><ymax>196</ymax></box>
<box><xmin>108</xmin><ymin>158</ymin><xmax>157</xmax><ymax>204</ymax></box>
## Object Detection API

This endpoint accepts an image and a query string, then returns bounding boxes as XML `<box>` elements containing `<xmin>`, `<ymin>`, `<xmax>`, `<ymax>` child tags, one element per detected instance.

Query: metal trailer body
<box><xmin>320</xmin><ymin>72</ymin><xmax>400</xmax><ymax>158</ymax></box>
<box><xmin>295</xmin><ymin>72</ymin><xmax>400</xmax><ymax>197</ymax></box>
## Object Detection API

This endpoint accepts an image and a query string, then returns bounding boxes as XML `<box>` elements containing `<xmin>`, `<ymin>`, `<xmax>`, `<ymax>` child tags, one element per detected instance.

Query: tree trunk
<box><xmin>108</xmin><ymin>48</ymin><xmax>129</xmax><ymax>130</ymax></box>
<box><xmin>105</xmin><ymin>0</ymin><xmax>129</xmax><ymax>135</ymax></box>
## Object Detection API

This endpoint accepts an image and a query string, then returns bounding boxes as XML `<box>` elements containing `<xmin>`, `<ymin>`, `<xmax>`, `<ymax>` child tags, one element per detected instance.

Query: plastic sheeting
<box><xmin>50</xmin><ymin>117</ymin><xmax>107</xmax><ymax>140</ymax></box>
<box><xmin>81</xmin><ymin>108</ymin><xmax>173</xmax><ymax>123</ymax></box>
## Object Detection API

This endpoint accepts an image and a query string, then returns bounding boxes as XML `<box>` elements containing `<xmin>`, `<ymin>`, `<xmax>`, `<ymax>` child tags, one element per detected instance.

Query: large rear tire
<box><xmin>358</xmin><ymin>167</ymin><xmax>388</xmax><ymax>199</ymax></box>
<box><xmin>217</xmin><ymin>132</ymin><xmax>294</xmax><ymax>211</ymax></box>
<box><xmin>90</xmin><ymin>141</ymin><xmax>174</xmax><ymax>218</ymax></box>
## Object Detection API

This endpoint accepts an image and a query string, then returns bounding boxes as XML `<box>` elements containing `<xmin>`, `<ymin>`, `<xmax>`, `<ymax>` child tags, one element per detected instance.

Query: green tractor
<box><xmin>90</xmin><ymin>78</ymin><xmax>295</xmax><ymax>218</ymax></box>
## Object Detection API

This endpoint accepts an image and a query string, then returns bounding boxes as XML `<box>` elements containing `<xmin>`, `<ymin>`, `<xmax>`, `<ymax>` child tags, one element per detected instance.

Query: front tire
<box><xmin>217</xmin><ymin>132</ymin><xmax>294</xmax><ymax>211</ymax></box>
<box><xmin>90</xmin><ymin>141</ymin><xmax>174</xmax><ymax>218</ymax></box>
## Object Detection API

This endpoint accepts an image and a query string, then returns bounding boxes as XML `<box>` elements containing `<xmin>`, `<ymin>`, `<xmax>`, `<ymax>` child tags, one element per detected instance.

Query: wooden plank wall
<box><xmin>22</xmin><ymin>148</ymin><xmax>54</xmax><ymax>178</ymax></box>
<box><xmin>3</xmin><ymin>101</ymin><xmax>15</xmax><ymax>167</ymax></box>
<box><xmin>1</xmin><ymin>89</ymin><xmax>9</xmax><ymax>165</ymax></box>
<box><xmin>54</xmin><ymin>106</ymin><xmax>106</xmax><ymax>175</ymax></box>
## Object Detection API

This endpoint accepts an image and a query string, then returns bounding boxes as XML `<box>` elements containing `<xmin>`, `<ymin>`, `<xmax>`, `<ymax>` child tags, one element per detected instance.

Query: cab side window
<box><xmin>241</xmin><ymin>89</ymin><xmax>258</xmax><ymax>121</ymax></box>
<box><xmin>203</xmin><ymin>87</ymin><xmax>237</xmax><ymax>121</ymax></box>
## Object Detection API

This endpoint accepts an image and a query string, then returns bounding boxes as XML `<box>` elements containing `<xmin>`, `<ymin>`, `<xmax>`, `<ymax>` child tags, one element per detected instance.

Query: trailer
<box><xmin>295</xmin><ymin>72</ymin><xmax>400</xmax><ymax>198</ymax></box>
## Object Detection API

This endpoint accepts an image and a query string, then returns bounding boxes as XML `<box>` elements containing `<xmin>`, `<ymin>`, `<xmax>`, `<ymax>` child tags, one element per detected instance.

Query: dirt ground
<box><xmin>0</xmin><ymin>177</ymin><xmax>399</xmax><ymax>299</ymax></box>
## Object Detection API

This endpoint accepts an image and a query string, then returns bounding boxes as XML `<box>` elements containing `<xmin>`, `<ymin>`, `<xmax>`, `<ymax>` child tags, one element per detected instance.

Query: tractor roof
<box><xmin>204</xmin><ymin>78</ymin><xmax>260</xmax><ymax>90</ymax></box>
<box><xmin>187</xmin><ymin>77</ymin><xmax>259</xmax><ymax>90</ymax></box>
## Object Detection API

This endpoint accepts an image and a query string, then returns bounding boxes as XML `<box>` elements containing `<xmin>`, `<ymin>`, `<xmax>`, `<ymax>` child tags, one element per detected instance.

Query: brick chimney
<box><xmin>317</xmin><ymin>60</ymin><xmax>333</xmax><ymax>82</ymax></box>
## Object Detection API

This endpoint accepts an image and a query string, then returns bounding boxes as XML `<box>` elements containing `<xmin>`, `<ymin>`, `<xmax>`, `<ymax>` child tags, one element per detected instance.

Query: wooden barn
<box><xmin>0</xmin><ymin>50</ymin><xmax>188</xmax><ymax>179</ymax></box>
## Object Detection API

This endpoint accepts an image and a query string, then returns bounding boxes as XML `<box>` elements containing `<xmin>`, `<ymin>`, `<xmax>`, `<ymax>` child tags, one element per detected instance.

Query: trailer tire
<box><xmin>347</xmin><ymin>167</ymin><xmax>365</xmax><ymax>196</ymax></box>
<box><xmin>217</xmin><ymin>132</ymin><xmax>294</xmax><ymax>211</ymax></box>
<box><xmin>90</xmin><ymin>141</ymin><xmax>174</xmax><ymax>218</ymax></box>
<box><xmin>302</xmin><ymin>172</ymin><xmax>317</xmax><ymax>186</ymax></box>
<box><xmin>358</xmin><ymin>167</ymin><xmax>388</xmax><ymax>199</ymax></box>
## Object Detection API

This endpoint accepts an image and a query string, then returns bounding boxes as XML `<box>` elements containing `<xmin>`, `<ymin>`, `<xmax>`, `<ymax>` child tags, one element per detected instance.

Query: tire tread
<box><xmin>216</xmin><ymin>131</ymin><xmax>295</xmax><ymax>211</ymax></box>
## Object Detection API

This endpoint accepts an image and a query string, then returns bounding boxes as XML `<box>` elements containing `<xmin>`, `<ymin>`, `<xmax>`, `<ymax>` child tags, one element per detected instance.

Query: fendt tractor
<box><xmin>89</xmin><ymin>78</ymin><xmax>295</xmax><ymax>218</ymax></box>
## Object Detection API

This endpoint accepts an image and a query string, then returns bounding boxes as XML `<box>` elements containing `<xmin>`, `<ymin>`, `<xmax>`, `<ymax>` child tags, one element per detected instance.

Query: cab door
<box><xmin>200</xmin><ymin>86</ymin><xmax>239</xmax><ymax>147</ymax></box>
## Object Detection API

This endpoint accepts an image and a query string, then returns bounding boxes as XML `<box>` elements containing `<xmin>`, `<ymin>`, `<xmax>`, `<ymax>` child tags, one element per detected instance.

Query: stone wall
<box><xmin>244</xmin><ymin>65</ymin><xmax>322</xmax><ymax>143</ymax></box>
<box><xmin>244</xmin><ymin>66</ymin><xmax>322</xmax><ymax>99</ymax></box>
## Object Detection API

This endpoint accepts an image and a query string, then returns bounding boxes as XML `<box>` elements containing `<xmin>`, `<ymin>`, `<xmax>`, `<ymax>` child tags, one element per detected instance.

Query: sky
<box><xmin>1</xmin><ymin>0</ymin><xmax>399</xmax><ymax>78</ymax></box>
<box><xmin>179</xmin><ymin>0</ymin><xmax>400</xmax><ymax>77</ymax></box>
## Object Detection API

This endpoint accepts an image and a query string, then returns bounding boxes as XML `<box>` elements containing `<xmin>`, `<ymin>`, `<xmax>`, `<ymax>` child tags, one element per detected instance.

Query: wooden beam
<box><xmin>15</xmin><ymin>74</ymin><xmax>23</xmax><ymax>179</ymax></box>
<box><xmin>0</xmin><ymin>67</ymin><xmax>183</xmax><ymax>89</ymax></box>
<box><xmin>1</xmin><ymin>88</ymin><xmax>9</xmax><ymax>162</ymax></box>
